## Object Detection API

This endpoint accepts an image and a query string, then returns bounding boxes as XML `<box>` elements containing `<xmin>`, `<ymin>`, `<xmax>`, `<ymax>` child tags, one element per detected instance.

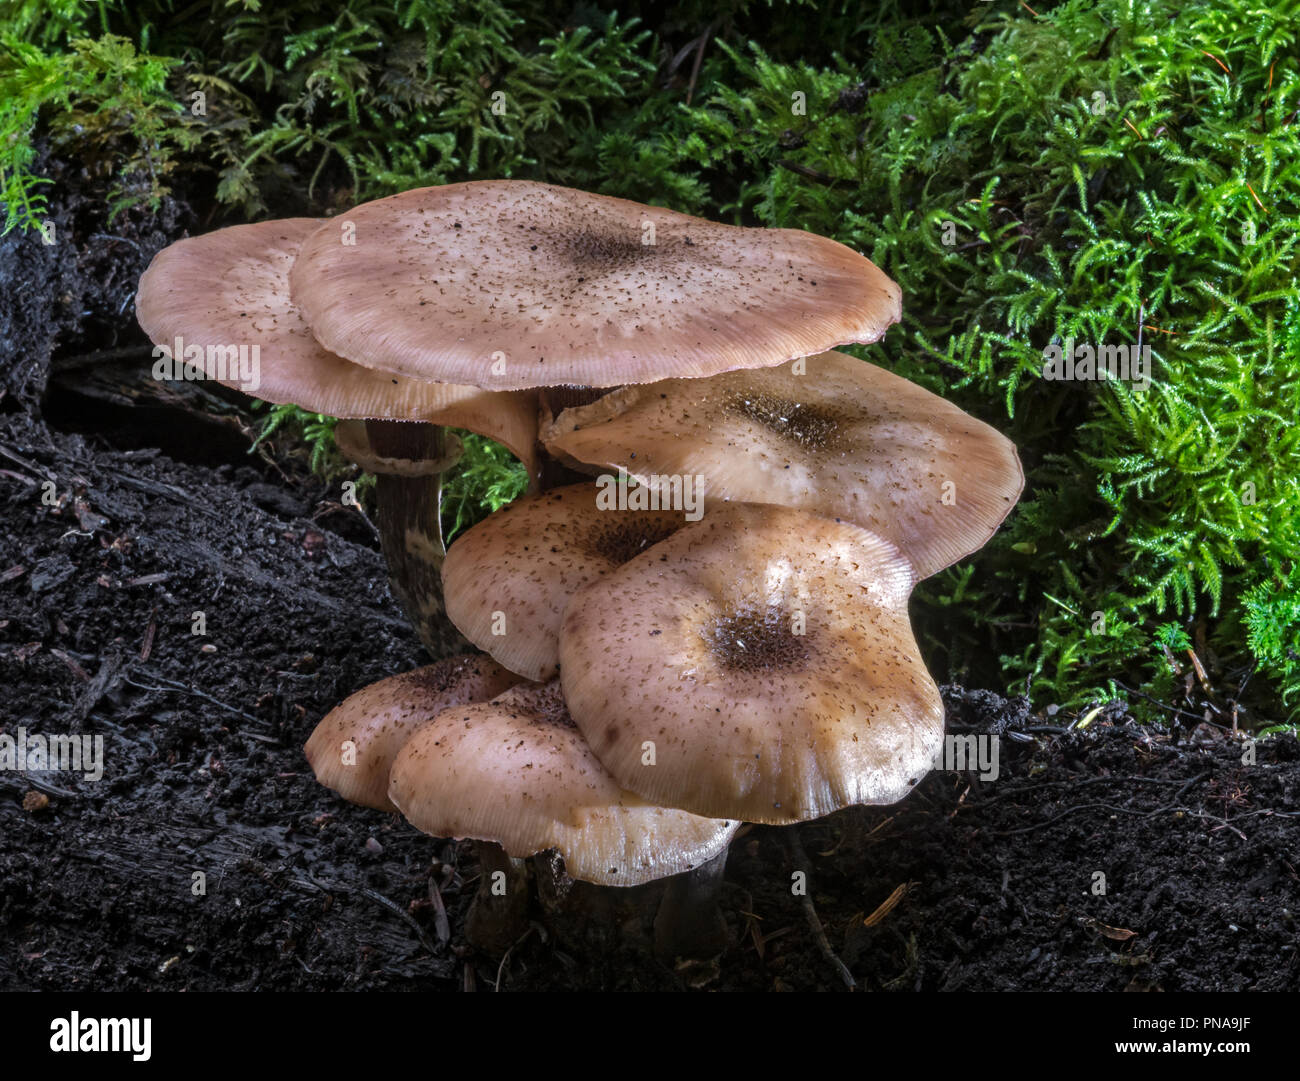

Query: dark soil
<box><xmin>0</xmin><ymin>150</ymin><xmax>193</xmax><ymax>414</ymax></box>
<box><xmin>1</xmin><ymin>157</ymin><xmax>1296</xmax><ymax>992</ymax></box>
<box><xmin>2</xmin><ymin>406</ymin><xmax>1295</xmax><ymax>991</ymax></box>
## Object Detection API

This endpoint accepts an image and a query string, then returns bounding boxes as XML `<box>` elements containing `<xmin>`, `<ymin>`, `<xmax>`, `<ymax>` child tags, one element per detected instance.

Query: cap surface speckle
<box><xmin>387</xmin><ymin>680</ymin><xmax>738</xmax><ymax>885</ymax></box>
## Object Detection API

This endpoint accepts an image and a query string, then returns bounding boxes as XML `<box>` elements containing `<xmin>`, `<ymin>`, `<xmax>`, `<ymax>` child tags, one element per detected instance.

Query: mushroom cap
<box><xmin>303</xmin><ymin>654</ymin><xmax>521</xmax><ymax>811</ymax></box>
<box><xmin>542</xmin><ymin>350</ymin><xmax>1024</xmax><ymax>579</ymax></box>
<box><xmin>136</xmin><ymin>218</ymin><xmax>539</xmax><ymax>475</ymax></box>
<box><xmin>441</xmin><ymin>482</ymin><xmax>686</xmax><ymax>681</ymax></box>
<box><xmin>388</xmin><ymin>680</ymin><xmax>738</xmax><ymax>886</ymax></box>
<box><xmin>559</xmin><ymin>503</ymin><xmax>943</xmax><ymax>824</ymax></box>
<box><xmin>289</xmin><ymin>181</ymin><xmax>901</xmax><ymax>391</ymax></box>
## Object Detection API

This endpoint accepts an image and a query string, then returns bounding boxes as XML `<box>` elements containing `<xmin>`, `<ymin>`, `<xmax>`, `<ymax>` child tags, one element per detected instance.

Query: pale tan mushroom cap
<box><xmin>442</xmin><ymin>483</ymin><xmax>686</xmax><ymax>681</ymax></box>
<box><xmin>289</xmin><ymin>181</ymin><xmax>902</xmax><ymax>391</ymax></box>
<box><xmin>388</xmin><ymin>680</ymin><xmax>738</xmax><ymax>886</ymax></box>
<box><xmin>304</xmin><ymin>654</ymin><xmax>521</xmax><ymax>811</ymax></box>
<box><xmin>543</xmin><ymin>350</ymin><xmax>1024</xmax><ymax>579</ymax></box>
<box><xmin>136</xmin><ymin>219</ymin><xmax>539</xmax><ymax>474</ymax></box>
<box><xmin>559</xmin><ymin>503</ymin><xmax>943</xmax><ymax>824</ymax></box>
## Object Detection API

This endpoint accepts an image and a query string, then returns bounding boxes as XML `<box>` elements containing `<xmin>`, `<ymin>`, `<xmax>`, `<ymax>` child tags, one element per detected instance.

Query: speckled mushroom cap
<box><xmin>441</xmin><ymin>483</ymin><xmax>686</xmax><ymax>681</ymax></box>
<box><xmin>388</xmin><ymin>680</ymin><xmax>739</xmax><ymax>886</ymax></box>
<box><xmin>135</xmin><ymin>219</ymin><xmax>540</xmax><ymax>475</ymax></box>
<box><xmin>559</xmin><ymin>503</ymin><xmax>944</xmax><ymax>825</ymax></box>
<box><xmin>289</xmin><ymin>181</ymin><xmax>902</xmax><ymax>391</ymax></box>
<box><xmin>303</xmin><ymin>654</ymin><xmax>521</xmax><ymax>812</ymax></box>
<box><xmin>542</xmin><ymin>350</ymin><xmax>1024</xmax><ymax>579</ymax></box>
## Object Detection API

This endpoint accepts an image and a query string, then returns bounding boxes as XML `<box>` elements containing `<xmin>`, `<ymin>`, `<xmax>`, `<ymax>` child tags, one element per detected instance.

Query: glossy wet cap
<box><xmin>136</xmin><ymin>219</ymin><xmax>539</xmax><ymax>474</ymax></box>
<box><xmin>441</xmin><ymin>483</ymin><xmax>686</xmax><ymax>681</ymax></box>
<box><xmin>542</xmin><ymin>350</ymin><xmax>1024</xmax><ymax>578</ymax></box>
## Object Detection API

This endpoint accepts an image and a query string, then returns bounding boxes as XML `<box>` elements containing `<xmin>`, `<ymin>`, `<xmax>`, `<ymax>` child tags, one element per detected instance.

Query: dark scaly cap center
<box><xmin>704</xmin><ymin>606</ymin><xmax>814</xmax><ymax>672</ymax></box>
<box><xmin>723</xmin><ymin>391</ymin><xmax>845</xmax><ymax>451</ymax></box>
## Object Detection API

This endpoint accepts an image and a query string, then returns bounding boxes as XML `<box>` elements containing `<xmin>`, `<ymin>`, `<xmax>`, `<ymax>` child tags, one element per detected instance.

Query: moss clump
<box><xmin>0</xmin><ymin>29</ymin><xmax>198</xmax><ymax>228</ymax></box>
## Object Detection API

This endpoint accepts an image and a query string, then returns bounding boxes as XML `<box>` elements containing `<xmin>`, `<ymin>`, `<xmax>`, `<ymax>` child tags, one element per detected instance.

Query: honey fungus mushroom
<box><xmin>289</xmin><ymin>180</ymin><xmax>902</xmax><ymax>391</ymax></box>
<box><xmin>542</xmin><ymin>350</ymin><xmax>1025</xmax><ymax>579</ymax></box>
<box><xmin>390</xmin><ymin>679</ymin><xmax>740</xmax><ymax>954</ymax></box>
<box><xmin>389</xmin><ymin>679</ymin><xmax>736</xmax><ymax>886</ymax></box>
<box><xmin>559</xmin><ymin>503</ymin><xmax>945</xmax><ymax>824</ymax></box>
<box><xmin>303</xmin><ymin>654</ymin><xmax>521</xmax><ymax>812</ymax></box>
<box><xmin>441</xmin><ymin>483</ymin><xmax>686</xmax><ymax>681</ymax></box>
<box><xmin>135</xmin><ymin>218</ymin><xmax>540</xmax><ymax>653</ymax></box>
<box><xmin>140</xmin><ymin>184</ymin><xmax>905</xmax><ymax>659</ymax></box>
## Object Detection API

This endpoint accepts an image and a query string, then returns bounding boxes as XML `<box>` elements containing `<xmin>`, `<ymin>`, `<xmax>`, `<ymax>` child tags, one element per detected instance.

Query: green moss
<box><xmin>1244</xmin><ymin>565</ymin><xmax>1300</xmax><ymax>714</ymax></box>
<box><xmin>441</xmin><ymin>431</ymin><xmax>529</xmax><ymax>542</ymax></box>
<box><xmin>0</xmin><ymin>29</ymin><xmax>199</xmax><ymax>228</ymax></box>
<box><xmin>647</xmin><ymin>0</ymin><xmax>1300</xmax><ymax>720</ymax></box>
<box><xmin>248</xmin><ymin>401</ymin><xmax>344</xmax><ymax>478</ymax></box>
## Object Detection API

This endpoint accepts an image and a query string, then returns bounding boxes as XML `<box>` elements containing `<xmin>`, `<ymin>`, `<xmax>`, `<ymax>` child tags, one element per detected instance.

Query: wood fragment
<box><xmin>863</xmin><ymin>882</ymin><xmax>913</xmax><ymax>928</ymax></box>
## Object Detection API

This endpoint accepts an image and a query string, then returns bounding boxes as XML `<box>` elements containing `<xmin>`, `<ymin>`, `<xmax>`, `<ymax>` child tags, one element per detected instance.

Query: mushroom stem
<box><xmin>536</xmin><ymin>385</ymin><xmax>613</xmax><ymax>491</ymax></box>
<box><xmin>464</xmin><ymin>840</ymin><xmax>531</xmax><ymax>954</ymax></box>
<box><xmin>361</xmin><ymin>419</ymin><xmax>466</xmax><ymax>655</ymax></box>
<box><xmin>537</xmin><ymin>456</ymin><xmax>593</xmax><ymax>492</ymax></box>
<box><xmin>538</xmin><ymin>385</ymin><xmax>610</xmax><ymax>414</ymax></box>
<box><xmin>653</xmin><ymin>845</ymin><xmax>731</xmax><ymax>961</ymax></box>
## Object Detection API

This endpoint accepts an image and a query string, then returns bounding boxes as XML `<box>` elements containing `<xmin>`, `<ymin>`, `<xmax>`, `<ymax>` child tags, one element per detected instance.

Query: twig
<box><xmin>777</xmin><ymin>159</ymin><xmax>842</xmax><ymax>185</ymax></box>
<box><xmin>494</xmin><ymin>925</ymin><xmax>534</xmax><ymax>991</ymax></box>
<box><xmin>50</xmin><ymin>648</ymin><xmax>91</xmax><ymax>682</ymax></box>
<box><xmin>89</xmin><ymin>232</ymin><xmax>143</xmax><ymax>254</ymax></box>
<box><xmin>123</xmin><ymin>670</ymin><xmax>267</xmax><ymax>726</ymax></box>
<box><xmin>862</xmin><ymin>882</ymin><xmax>913</xmax><ymax>928</ymax></box>
<box><xmin>0</xmin><ymin>441</ymin><xmax>56</xmax><ymax>482</ymax></box>
<box><xmin>953</xmin><ymin>772</ymin><xmax>1204</xmax><ymax>813</ymax></box>
<box><xmin>786</xmin><ymin>831</ymin><xmax>856</xmax><ymax>990</ymax></box>
<box><xmin>685</xmin><ymin>22</ymin><xmax>715</xmax><ymax>106</ymax></box>
<box><xmin>9</xmin><ymin>773</ymin><xmax>81</xmax><ymax>799</ymax></box>
<box><xmin>1110</xmin><ymin>679</ymin><xmax>1231</xmax><ymax>730</ymax></box>
<box><xmin>428</xmin><ymin>872</ymin><xmax>451</xmax><ymax>945</ymax></box>
<box><xmin>51</xmin><ymin>345</ymin><xmax>153</xmax><ymax>373</ymax></box>
<box><xmin>1170</xmin><ymin>770</ymin><xmax>1212</xmax><ymax>804</ymax></box>
<box><xmin>988</xmin><ymin>774</ymin><xmax>1213</xmax><ymax>838</ymax></box>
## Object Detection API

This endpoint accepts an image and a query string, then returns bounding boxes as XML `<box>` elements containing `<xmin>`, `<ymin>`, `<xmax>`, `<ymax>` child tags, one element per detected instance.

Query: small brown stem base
<box><xmin>465</xmin><ymin>841</ymin><xmax>530</xmax><ymax>955</ymax></box>
<box><xmin>654</xmin><ymin>846</ymin><xmax>731</xmax><ymax>961</ymax></box>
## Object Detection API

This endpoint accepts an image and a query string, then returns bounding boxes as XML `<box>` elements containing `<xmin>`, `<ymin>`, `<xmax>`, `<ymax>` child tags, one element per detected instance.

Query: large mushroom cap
<box><xmin>559</xmin><ymin>503</ymin><xmax>943</xmax><ymax>824</ymax></box>
<box><xmin>542</xmin><ymin>350</ymin><xmax>1024</xmax><ymax>579</ymax></box>
<box><xmin>135</xmin><ymin>218</ymin><xmax>539</xmax><ymax>474</ymax></box>
<box><xmin>304</xmin><ymin>654</ymin><xmax>521</xmax><ymax>811</ymax></box>
<box><xmin>289</xmin><ymin>181</ymin><xmax>901</xmax><ymax>391</ymax></box>
<box><xmin>388</xmin><ymin>680</ymin><xmax>738</xmax><ymax>886</ymax></box>
<box><xmin>442</xmin><ymin>482</ymin><xmax>686</xmax><ymax>681</ymax></box>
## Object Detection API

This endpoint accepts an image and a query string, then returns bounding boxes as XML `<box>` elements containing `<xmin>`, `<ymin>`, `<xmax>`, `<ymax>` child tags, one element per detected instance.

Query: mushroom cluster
<box><xmin>136</xmin><ymin>181</ymin><xmax>1023</xmax><ymax>957</ymax></box>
